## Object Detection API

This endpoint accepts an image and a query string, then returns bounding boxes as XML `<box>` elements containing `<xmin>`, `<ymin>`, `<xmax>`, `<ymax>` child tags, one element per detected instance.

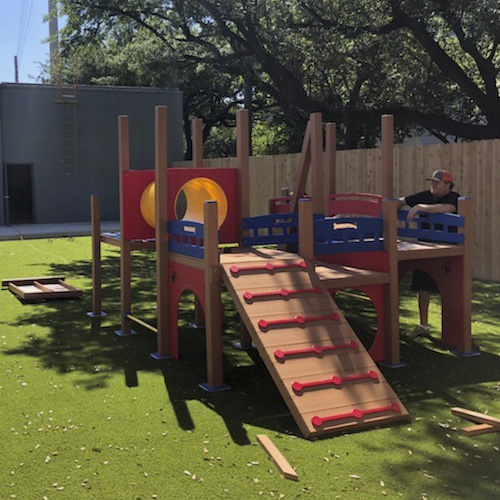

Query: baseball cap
<box><xmin>427</xmin><ymin>169</ymin><xmax>454</xmax><ymax>183</ymax></box>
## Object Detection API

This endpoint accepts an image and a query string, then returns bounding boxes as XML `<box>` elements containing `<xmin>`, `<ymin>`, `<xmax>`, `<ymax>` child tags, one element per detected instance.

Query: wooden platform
<box><xmin>2</xmin><ymin>276</ymin><xmax>82</xmax><ymax>301</ymax></box>
<box><xmin>220</xmin><ymin>249</ymin><xmax>408</xmax><ymax>438</ymax></box>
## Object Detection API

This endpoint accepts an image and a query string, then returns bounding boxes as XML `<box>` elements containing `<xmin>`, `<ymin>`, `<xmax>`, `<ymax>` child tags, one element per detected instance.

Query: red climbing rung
<box><xmin>258</xmin><ymin>312</ymin><xmax>340</xmax><ymax>331</ymax></box>
<box><xmin>243</xmin><ymin>287</ymin><xmax>322</xmax><ymax>301</ymax></box>
<box><xmin>292</xmin><ymin>370</ymin><xmax>378</xmax><ymax>393</ymax></box>
<box><xmin>274</xmin><ymin>341</ymin><xmax>358</xmax><ymax>361</ymax></box>
<box><xmin>311</xmin><ymin>402</ymin><xmax>401</xmax><ymax>427</ymax></box>
<box><xmin>230</xmin><ymin>260</ymin><xmax>307</xmax><ymax>276</ymax></box>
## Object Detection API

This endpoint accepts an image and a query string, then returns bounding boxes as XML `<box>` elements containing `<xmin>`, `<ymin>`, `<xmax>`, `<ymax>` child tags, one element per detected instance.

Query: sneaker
<box><xmin>405</xmin><ymin>324</ymin><xmax>431</xmax><ymax>340</ymax></box>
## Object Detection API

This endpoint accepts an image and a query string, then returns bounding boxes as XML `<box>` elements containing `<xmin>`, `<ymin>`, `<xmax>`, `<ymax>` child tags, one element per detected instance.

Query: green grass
<box><xmin>1</xmin><ymin>236</ymin><xmax>500</xmax><ymax>500</ymax></box>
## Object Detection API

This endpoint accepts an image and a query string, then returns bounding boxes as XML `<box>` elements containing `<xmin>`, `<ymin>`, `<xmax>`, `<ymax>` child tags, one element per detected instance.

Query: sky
<box><xmin>0</xmin><ymin>0</ymin><xmax>55</xmax><ymax>84</ymax></box>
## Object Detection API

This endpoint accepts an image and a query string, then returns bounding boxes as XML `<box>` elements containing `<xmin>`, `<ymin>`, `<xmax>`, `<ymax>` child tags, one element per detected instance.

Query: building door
<box><xmin>5</xmin><ymin>164</ymin><xmax>34</xmax><ymax>224</ymax></box>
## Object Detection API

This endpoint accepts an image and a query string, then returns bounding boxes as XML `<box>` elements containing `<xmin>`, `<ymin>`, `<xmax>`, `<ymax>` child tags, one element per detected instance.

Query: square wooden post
<box><xmin>382</xmin><ymin>198</ymin><xmax>401</xmax><ymax>365</ymax></box>
<box><xmin>88</xmin><ymin>194</ymin><xmax>105</xmax><ymax>317</ymax></box>
<box><xmin>201</xmin><ymin>200</ymin><xmax>228</xmax><ymax>390</ymax></box>
<box><xmin>325</xmin><ymin>122</ymin><xmax>337</xmax><ymax>206</ymax></box>
<box><xmin>381</xmin><ymin>115</ymin><xmax>394</xmax><ymax>200</ymax></box>
<box><xmin>153</xmin><ymin>105</ymin><xmax>172</xmax><ymax>358</ymax></box>
<box><xmin>298</xmin><ymin>198</ymin><xmax>314</xmax><ymax>261</ymax></box>
<box><xmin>116</xmin><ymin>115</ymin><xmax>135</xmax><ymax>336</ymax></box>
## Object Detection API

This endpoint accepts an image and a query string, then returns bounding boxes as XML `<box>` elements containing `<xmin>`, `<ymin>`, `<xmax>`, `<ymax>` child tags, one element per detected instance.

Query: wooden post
<box><xmin>290</xmin><ymin>119</ymin><xmax>312</xmax><ymax>213</ymax></box>
<box><xmin>298</xmin><ymin>198</ymin><xmax>314</xmax><ymax>261</ymax></box>
<box><xmin>192</xmin><ymin>117</ymin><xmax>205</xmax><ymax>327</ymax></box>
<box><xmin>458</xmin><ymin>197</ymin><xmax>473</xmax><ymax>352</ymax></box>
<box><xmin>203</xmin><ymin>200</ymin><xmax>225</xmax><ymax>389</ymax></box>
<box><xmin>88</xmin><ymin>194</ymin><xmax>105</xmax><ymax>317</ymax></box>
<box><xmin>116</xmin><ymin>115</ymin><xmax>134</xmax><ymax>336</ymax></box>
<box><xmin>381</xmin><ymin>115</ymin><xmax>394</xmax><ymax>199</ymax></box>
<box><xmin>154</xmin><ymin>105</ymin><xmax>171</xmax><ymax>358</ymax></box>
<box><xmin>310</xmin><ymin>112</ymin><xmax>324</xmax><ymax>214</ymax></box>
<box><xmin>325</xmin><ymin>122</ymin><xmax>337</xmax><ymax>207</ymax></box>
<box><xmin>192</xmin><ymin>117</ymin><xmax>203</xmax><ymax>168</ymax></box>
<box><xmin>237</xmin><ymin>109</ymin><xmax>250</xmax><ymax>245</ymax></box>
<box><xmin>382</xmin><ymin>198</ymin><xmax>400</xmax><ymax>365</ymax></box>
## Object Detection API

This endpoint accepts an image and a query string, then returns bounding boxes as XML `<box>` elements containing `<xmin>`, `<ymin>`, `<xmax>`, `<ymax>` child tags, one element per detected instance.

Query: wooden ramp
<box><xmin>220</xmin><ymin>249</ymin><xmax>408</xmax><ymax>439</ymax></box>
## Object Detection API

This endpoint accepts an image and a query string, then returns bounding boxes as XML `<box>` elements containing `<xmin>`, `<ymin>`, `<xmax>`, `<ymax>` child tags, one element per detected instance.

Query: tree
<box><xmin>56</xmin><ymin>0</ymin><xmax>500</xmax><ymax>152</ymax></box>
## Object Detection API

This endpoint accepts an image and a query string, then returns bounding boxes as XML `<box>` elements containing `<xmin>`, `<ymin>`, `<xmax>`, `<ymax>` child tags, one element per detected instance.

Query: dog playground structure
<box><xmin>89</xmin><ymin>107</ymin><xmax>473</xmax><ymax>439</ymax></box>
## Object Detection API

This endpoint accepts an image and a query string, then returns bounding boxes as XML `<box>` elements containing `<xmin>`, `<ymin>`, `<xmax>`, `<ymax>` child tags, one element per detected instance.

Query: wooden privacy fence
<box><xmin>174</xmin><ymin>138</ymin><xmax>500</xmax><ymax>282</ymax></box>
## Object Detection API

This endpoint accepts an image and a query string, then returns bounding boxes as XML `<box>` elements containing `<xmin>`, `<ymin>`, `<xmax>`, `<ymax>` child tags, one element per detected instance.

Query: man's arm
<box><xmin>407</xmin><ymin>203</ymin><xmax>456</xmax><ymax>221</ymax></box>
<box><xmin>397</xmin><ymin>197</ymin><xmax>407</xmax><ymax>210</ymax></box>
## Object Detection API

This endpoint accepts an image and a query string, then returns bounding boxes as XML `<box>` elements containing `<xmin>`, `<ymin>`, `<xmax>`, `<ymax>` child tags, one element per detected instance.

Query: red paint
<box><xmin>274</xmin><ymin>341</ymin><xmax>358</xmax><ymax>361</ymax></box>
<box><xmin>258</xmin><ymin>312</ymin><xmax>339</xmax><ymax>331</ymax></box>
<box><xmin>121</xmin><ymin>168</ymin><xmax>240</xmax><ymax>242</ymax></box>
<box><xmin>243</xmin><ymin>287</ymin><xmax>322</xmax><ymax>302</ymax></box>
<box><xmin>292</xmin><ymin>370</ymin><xmax>378</xmax><ymax>393</ymax></box>
<box><xmin>312</xmin><ymin>402</ymin><xmax>401</xmax><ymax>427</ymax></box>
<box><xmin>230</xmin><ymin>260</ymin><xmax>306</xmax><ymax>276</ymax></box>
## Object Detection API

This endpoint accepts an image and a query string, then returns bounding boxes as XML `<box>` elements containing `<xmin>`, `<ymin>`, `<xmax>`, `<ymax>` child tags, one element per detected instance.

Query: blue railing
<box><xmin>397</xmin><ymin>211</ymin><xmax>464</xmax><ymax>244</ymax></box>
<box><xmin>242</xmin><ymin>213</ymin><xmax>302</xmax><ymax>246</ymax></box>
<box><xmin>313</xmin><ymin>216</ymin><xmax>384</xmax><ymax>254</ymax></box>
<box><xmin>168</xmin><ymin>220</ymin><xmax>205</xmax><ymax>259</ymax></box>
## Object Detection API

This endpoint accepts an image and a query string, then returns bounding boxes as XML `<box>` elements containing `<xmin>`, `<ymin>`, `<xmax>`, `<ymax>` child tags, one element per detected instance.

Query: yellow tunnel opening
<box><xmin>140</xmin><ymin>177</ymin><xmax>229</xmax><ymax>229</ymax></box>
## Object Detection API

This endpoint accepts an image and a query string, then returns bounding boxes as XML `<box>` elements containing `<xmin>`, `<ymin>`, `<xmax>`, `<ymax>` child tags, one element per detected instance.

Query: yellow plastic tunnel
<box><xmin>140</xmin><ymin>177</ymin><xmax>229</xmax><ymax>229</ymax></box>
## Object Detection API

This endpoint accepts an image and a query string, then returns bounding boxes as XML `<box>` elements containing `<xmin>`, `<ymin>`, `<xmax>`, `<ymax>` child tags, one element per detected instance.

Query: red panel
<box><xmin>122</xmin><ymin>170</ymin><xmax>155</xmax><ymax>240</ymax></box>
<box><xmin>121</xmin><ymin>168</ymin><xmax>240</xmax><ymax>242</ymax></box>
<box><xmin>318</xmin><ymin>251</ymin><xmax>389</xmax><ymax>272</ymax></box>
<box><xmin>328</xmin><ymin>193</ymin><xmax>382</xmax><ymax>217</ymax></box>
<box><xmin>167</xmin><ymin>168</ymin><xmax>239</xmax><ymax>244</ymax></box>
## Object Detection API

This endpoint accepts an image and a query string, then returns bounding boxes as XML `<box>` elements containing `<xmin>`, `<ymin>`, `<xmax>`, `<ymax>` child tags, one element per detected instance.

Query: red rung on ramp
<box><xmin>292</xmin><ymin>370</ymin><xmax>378</xmax><ymax>393</ymax></box>
<box><xmin>258</xmin><ymin>312</ymin><xmax>340</xmax><ymax>331</ymax></box>
<box><xmin>230</xmin><ymin>260</ymin><xmax>307</xmax><ymax>276</ymax></box>
<box><xmin>243</xmin><ymin>287</ymin><xmax>322</xmax><ymax>302</ymax></box>
<box><xmin>312</xmin><ymin>402</ymin><xmax>401</xmax><ymax>428</ymax></box>
<box><xmin>274</xmin><ymin>341</ymin><xmax>358</xmax><ymax>361</ymax></box>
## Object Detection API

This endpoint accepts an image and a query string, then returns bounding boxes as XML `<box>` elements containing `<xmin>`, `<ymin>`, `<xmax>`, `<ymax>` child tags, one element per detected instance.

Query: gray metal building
<box><xmin>0</xmin><ymin>83</ymin><xmax>183</xmax><ymax>226</ymax></box>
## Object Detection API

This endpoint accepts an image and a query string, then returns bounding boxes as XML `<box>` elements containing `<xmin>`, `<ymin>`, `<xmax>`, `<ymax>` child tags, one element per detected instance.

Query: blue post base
<box><xmin>450</xmin><ymin>348</ymin><xmax>481</xmax><ymax>357</ymax></box>
<box><xmin>87</xmin><ymin>311</ymin><xmax>107</xmax><ymax>318</ymax></box>
<box><xmin>188</xmin><ymin>321</ymin><xmax>205</xmax><ymax>330</ymax></box>
<box><xmin>233</xmin><ymin>341</ymin><xmax>256</xmax><ymax>350</ymax></box>
<box><xmin>199</xmin><ymin>382</ymin><xmax>231</xmax><ymax>392</ymax></box>
<box><xmin>378</xmin><ymin>361</ymin><xmax>407</xmax><ymax>369</ymax></box>
<box><xmin>114</xmin><ymin>329</ymin><xmax>137</xmax><ymax>337</ymax></box>
<box><xmin>150</xmin><ymin>352</ymin><xmax>174</xmax><ymax>360</ymax></box>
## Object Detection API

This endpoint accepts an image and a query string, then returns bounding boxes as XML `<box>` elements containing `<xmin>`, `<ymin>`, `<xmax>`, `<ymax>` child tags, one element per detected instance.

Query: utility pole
<box><xmin>48</xmin><ymin>0</ymin><xmax>59</xmax><ymax>67</ymax></box>
<box><xmin>14</xmin><ymin>56</ymin><xmax>19</xmax><ymax>83</ymax></box>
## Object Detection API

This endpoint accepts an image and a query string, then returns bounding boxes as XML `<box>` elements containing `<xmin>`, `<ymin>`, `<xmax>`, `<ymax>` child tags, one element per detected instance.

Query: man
<box><xmin>397</xmin><ymin>169</ymin><xmax>460</xmax><ymax>339</ymax></box>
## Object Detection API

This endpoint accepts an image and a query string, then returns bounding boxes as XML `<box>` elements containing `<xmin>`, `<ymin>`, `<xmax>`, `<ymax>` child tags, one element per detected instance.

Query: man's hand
<box><xmin>407</xmin><ymin>204</ymin><xmax>421</xmax><ymax>222</ymax></box>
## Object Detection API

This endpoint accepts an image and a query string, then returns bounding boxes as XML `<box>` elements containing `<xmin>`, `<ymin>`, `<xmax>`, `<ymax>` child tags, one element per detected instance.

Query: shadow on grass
<box><xmin>2</xmin><ymin>251</ymin><xmax>298</xmax><ymax>445</ymax></box>
<box><xmin>3</xmin><ymin>251</ymin><xmax>500</xmax><ymax>451</ymax></box>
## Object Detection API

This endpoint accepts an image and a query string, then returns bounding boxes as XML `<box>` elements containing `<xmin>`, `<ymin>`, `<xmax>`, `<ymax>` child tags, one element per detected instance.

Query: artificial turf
<box><xmin>1</xmin><ymin>236</ymin><xmax>500</xmax><ymax>500</ymax></box>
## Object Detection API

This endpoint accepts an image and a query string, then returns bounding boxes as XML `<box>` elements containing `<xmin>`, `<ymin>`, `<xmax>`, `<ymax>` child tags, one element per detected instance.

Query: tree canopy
<box><xmin>55</xmin><ymin>0</ymin><xmax>500</xmax><ymax>154</ymax></box>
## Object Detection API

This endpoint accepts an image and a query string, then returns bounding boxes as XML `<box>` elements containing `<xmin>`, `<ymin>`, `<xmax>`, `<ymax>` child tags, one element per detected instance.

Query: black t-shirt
<box><xmin>404</xmin><ymin>190</ymin><xmax>461</xmax><ymax>233</ymax></box>
<box><xmin>405</xmin><ymin>190</ymin><xmax>460</xmax><ymax>211</ymax></box>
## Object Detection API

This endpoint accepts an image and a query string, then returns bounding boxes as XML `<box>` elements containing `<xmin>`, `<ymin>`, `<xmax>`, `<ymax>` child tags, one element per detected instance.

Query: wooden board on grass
<box><xmin>3</xmin><ymin>276</ymin><xmax>82</xmax><ymax>301</ymax></box>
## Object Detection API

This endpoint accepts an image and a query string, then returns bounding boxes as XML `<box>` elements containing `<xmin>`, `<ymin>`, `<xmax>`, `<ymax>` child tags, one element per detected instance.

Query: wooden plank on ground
<box><xmin>2</xmin><ymin>276</ymin><xmax>66</xmax><ymax>287</ymax></box>
<box><xmin>256</xmin><ymin>434</ymin><xmax>298</xmax><ymax>481</ymax></box>
<box><xmin>461</xmin><ymin>423</ymin><xmax>500</xmax><ymax>436</ymax></box>
<box><xmin>451</xmin><ymin>407</ymin><xmax>500</xmax><ymax>427</ymax></box>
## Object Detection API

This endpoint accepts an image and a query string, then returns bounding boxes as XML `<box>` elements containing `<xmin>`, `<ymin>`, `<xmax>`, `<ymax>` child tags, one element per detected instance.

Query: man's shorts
<box><xmin>410</xmin><ymin>269</ymin><xmax>439</xmax><ymax>293</ymax></box>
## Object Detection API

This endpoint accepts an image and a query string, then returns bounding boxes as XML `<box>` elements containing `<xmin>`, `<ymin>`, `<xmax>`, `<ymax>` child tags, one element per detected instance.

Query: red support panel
<box><xmin>258</xmin><ymin>312</ymin><xmax>340</xmax><ymax>331</ymax></box>
<box><xmin>312</xmin><ymin>402</ymin><xmax>401</xmax><ymax>428</ymax></box>
<box><xmin>230</xmin><ymin>260</ymin><xmax>306</xmax><ymax>276</ymax></box>
<box><xmin>274</xmin><ymin>341</ymin><xmax>358</xmax><ymax>361</ymax></box>
<box><xmin>292</xmin><ymin>370</ymin><xmax>378</xmax><ymax>394</ymax></box>
<box><xmin>243</xmin><ymin>287</ymin><xmax>322</xmax><ymax>302</ymax></box>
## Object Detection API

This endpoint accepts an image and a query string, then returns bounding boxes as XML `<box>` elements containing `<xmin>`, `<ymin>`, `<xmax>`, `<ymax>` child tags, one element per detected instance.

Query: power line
<box><xmin>16</xmin><ymin>0</ymin><xmax>35</xmax><ymax>65</ymax></box>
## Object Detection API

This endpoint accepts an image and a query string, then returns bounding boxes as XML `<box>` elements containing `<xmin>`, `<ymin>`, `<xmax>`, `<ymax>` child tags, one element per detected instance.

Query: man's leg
<box><xmin>418</xmin><ymin>290</ymin><xmax>430</xmax><ymax>327</ymax></box>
